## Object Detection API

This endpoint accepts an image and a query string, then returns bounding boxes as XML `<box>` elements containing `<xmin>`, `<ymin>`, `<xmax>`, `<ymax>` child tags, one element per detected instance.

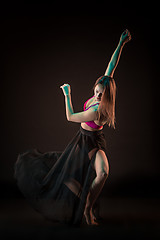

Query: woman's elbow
<box><xmin>66</xmin><ymin>115</ymin><xmax>71</xmax><ymax>121</ymax></box>
<box><xmin>67</xmin><ymin>114</ymin><xmax>74</xmax><ymax>122</ymax></box>
<box><xmin>67</xmin><ymin>114</ymin><xmax>80</xmax><ymax>123</ymax></box>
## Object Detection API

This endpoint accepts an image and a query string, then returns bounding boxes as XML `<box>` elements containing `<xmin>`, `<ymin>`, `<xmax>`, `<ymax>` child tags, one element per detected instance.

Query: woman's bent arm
<box><xmin>60</xmin><ymin>84</ymin><xmax>97</xmax><ymax>123</ymax></box>
<box><xmin>60</xmin><ymin>84</ymin><xmax>98</xmax><ymax>123</ymax></box>
<box><xmin>64</xmin><ymin>94</ymin><xmax>98</xmax><ymax>123</ymax></box>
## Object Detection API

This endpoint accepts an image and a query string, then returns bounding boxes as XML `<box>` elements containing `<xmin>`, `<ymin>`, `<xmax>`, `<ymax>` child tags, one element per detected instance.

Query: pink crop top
<box><xmin>83</xmin><ymin>96</ymin><xmax>103</xmax><ymax>130</ymax></box>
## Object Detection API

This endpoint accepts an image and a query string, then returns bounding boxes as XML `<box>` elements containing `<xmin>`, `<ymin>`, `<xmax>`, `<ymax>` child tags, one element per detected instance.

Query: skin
<box><xmin>94</xmin><ymin>83</ymin><xmax>104</xmax><ymax>102</ymax></box>
<box><xmin>81</xmin><ymin>83</ymin><xmax>104</xmax><ymax>131</ymax></box>
<box><xmin>60</xmin><ymin>29</ymin><xmax>131</xmax><ymax>225</ymax></box>
<box><xmin>60</xmin><ymin>29</ymin><xmax>131</xmax><ymax>129</ymax></box>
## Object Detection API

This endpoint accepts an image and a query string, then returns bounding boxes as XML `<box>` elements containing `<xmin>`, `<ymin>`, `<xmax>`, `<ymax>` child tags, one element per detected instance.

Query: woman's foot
<box><xmin>84</xmin><ymin>207</ymin><xmax>99</xmax><ymax>225</ymax></box>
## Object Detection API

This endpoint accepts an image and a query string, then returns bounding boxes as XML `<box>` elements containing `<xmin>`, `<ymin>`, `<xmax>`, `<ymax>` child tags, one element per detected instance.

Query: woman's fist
<box><xmin>120</xmin><ymin>29</ymin><xmax>131</xmax><ymax>45</ymax></box>
<box><xmin>60</xmin><ymin>84</ymin><xmax>71</xmax><ymax>96</ymax></box>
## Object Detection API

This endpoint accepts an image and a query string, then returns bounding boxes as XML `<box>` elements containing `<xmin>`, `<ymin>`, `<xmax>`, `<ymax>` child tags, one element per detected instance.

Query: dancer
<box><xmin>14</xmin><ymin>30</ymin><xmax>131</xmax><ymax>226</ymax></box>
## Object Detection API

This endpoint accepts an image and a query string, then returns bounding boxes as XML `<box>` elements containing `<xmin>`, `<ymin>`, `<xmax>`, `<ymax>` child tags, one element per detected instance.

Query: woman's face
<box><xmin>94</xmin><ymin>84</ymin><xmax>104</xmax><ymax>101</ymax></box>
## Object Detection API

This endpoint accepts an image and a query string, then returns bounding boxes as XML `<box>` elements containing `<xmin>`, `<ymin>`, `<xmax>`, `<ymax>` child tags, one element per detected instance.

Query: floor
<box><xmin>1</xmin><ymin>197</ymin><xmax>160</xmax><ymax>239</ymax></box>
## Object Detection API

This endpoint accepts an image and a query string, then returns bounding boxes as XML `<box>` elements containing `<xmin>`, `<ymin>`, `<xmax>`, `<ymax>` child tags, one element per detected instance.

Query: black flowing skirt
<box><xmin>14</xmin><ymin>126</ymin><xmax>107</xmax><ymax>226</ymax></box>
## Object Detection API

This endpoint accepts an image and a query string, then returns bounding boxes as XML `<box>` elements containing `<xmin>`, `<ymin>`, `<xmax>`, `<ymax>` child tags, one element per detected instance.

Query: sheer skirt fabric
<box><xmin>14</xmin><ymin>126</ymin><xmax>107</xmax><ymax>225</ymax></box>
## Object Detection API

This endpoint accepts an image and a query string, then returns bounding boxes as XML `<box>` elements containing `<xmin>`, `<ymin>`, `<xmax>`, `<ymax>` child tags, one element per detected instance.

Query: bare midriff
<box><xmin>81</xmin><ymin>122</ymin><xmax>103</xmax><ymax>132</ymax></box>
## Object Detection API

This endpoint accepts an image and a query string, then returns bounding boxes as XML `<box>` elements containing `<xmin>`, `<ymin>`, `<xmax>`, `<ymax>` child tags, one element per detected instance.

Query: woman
<box><xmin>14</xmin><ymin>30</ymin><xmax>131</xmax><ymax>226</ymax></box>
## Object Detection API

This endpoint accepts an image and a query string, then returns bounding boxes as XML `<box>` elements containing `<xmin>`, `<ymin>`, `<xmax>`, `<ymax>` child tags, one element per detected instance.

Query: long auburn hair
<box><xmin>93</xmin><ymin>75</ymin><xmax>116</xmax><ymax>128</ymax></box>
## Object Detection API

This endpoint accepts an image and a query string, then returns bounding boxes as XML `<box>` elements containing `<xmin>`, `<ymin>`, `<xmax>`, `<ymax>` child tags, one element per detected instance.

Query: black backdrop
<box><xmin>1</xmin><ymin>3</ymin><xmax>159</xmax><ymax>203</ymax></box>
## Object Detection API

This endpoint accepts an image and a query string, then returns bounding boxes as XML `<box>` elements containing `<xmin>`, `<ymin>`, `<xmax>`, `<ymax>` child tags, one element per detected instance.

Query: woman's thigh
<box><xmin>94</xmin><ymin>150</ymin><xmax>109</xmax><ymax>177</ymax></box>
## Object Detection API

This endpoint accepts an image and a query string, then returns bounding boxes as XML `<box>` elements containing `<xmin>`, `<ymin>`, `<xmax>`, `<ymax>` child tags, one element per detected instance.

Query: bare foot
<box><xmin>84</xmin><ymin>208</ymin><xmax>99</xmax><ymax>225</ymax></box>
<box><xmin>91</xmin><ymin>209</ymin><xmax>97</xmax><ymax>222</ymax></box>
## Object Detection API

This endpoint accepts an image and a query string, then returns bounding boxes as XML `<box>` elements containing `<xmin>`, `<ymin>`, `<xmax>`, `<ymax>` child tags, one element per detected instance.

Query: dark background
<box><xmin>1</xmin><ymin>3</ymin><xmax>159</xmax><ymax>239</ymax></box>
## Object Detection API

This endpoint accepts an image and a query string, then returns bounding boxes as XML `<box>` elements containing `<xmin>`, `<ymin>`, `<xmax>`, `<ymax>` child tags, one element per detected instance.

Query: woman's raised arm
<box><xmin>105</xmin><ymin>29</ymin><xmax>131</xmax><ymax>78</ymax></box>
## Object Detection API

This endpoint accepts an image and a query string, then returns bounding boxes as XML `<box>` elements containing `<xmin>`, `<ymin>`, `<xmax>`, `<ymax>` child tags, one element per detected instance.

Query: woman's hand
<box><xmin>60</xmin><ymin>84</ymin><xmax>71</xmax><ymax>96</ymax></box>
<box><xmin>120</xmin><ymin>29</ymin><xmax>131</xmax><ymax>45</ymax></box>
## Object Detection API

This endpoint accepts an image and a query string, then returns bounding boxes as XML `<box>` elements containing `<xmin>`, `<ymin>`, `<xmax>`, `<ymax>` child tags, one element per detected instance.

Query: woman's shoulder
<box><xmin>86</xmin><ymin>96</ymin><xmax>100</xmax><ymax>108</ymax></box>
<box><xmin>85</xmin><ymin>96</ymin><xmax>94</xmax><ymax>107</ymax></box>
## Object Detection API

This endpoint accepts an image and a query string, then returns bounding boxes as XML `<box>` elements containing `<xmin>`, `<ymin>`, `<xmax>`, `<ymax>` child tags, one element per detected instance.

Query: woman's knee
<box><xmin>97</xmin><ymin>170</ymin><xmax>109</xmax><ymax>180</ymax></box>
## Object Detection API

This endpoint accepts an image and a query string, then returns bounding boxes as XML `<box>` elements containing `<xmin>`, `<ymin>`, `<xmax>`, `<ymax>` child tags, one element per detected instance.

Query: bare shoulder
<box><xmin>87</xmin><ymin>103</ymin><xmax>99</xmax><ymax>112</ymax></box>
<box><xmin>86</xmin><ymin>96</ymin><xmax>95</xmax><ymax>108</ymax></box>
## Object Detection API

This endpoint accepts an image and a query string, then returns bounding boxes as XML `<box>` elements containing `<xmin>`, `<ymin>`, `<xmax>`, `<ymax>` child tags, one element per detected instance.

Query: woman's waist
<box><xmin>80</xmin><ymin>124</ymin><xmax>104</xmax><ymax>136</ymax></box>
<box><xmin>81</xmin><ymin>122</ymin><xmax>103</xmax><ymax>131</ymax></box>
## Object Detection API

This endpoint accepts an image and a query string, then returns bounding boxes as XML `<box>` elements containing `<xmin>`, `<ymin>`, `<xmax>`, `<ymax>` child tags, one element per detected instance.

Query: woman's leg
<box><xmin>84</xmin><ymin>150</ymin><xmax>109</xmax><ymax>225</ymax></box>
